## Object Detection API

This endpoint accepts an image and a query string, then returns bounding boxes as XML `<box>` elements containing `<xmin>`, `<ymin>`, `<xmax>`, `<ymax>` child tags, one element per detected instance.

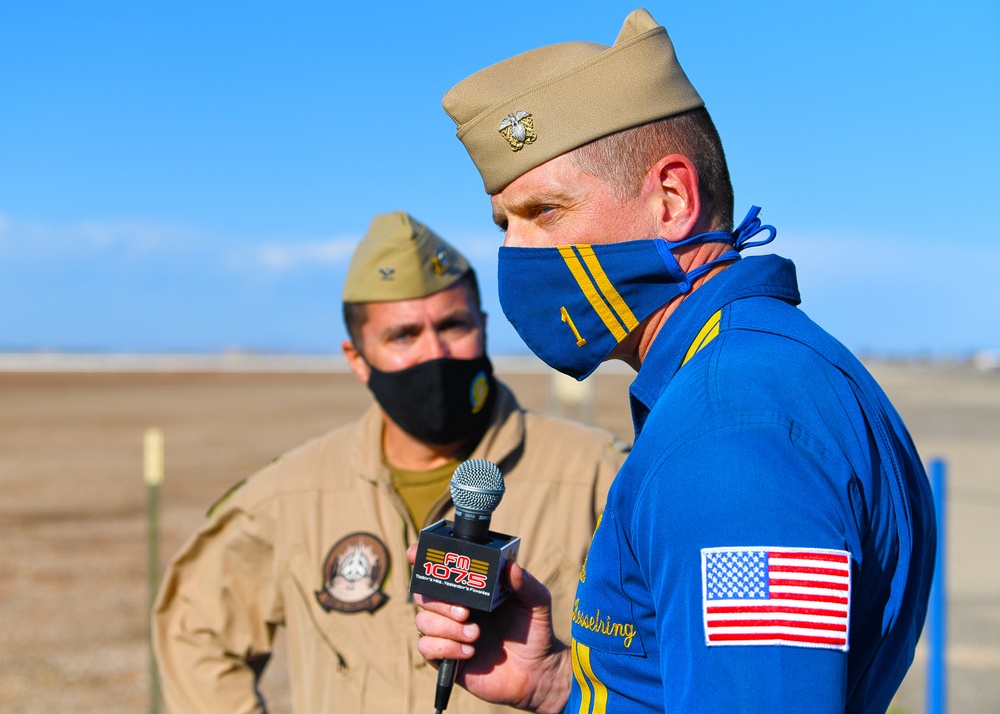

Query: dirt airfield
<box><xmin>0</xmin><ymin>358</ymin><xmax>997</xmax><ymax>713</ymax></box>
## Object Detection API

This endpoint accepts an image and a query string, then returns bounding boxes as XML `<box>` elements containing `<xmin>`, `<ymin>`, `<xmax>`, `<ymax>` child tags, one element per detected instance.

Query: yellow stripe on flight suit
<box><xmin>565</xmin><ymin>313</ymin><xmax>721</xmax><ymax>714</ymax></box>
<box><xmin>558</xmin><ymin>246</ymin><xmax>630</xmax><ymax>343</ymax></box>
<box><xmin>571</xmin><ymin>640</ymin><xmax>608</xmax><ymax>714</ymax></box>
<box><xmin>682</xmin><ymin>309</ymin><xmax>723</xmax><ymax>366</ymax></box>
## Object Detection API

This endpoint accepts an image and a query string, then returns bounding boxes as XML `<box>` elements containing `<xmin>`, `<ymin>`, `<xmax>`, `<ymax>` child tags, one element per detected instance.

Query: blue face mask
<box><xmin>497</xmin><ymin>206</ymin><xmax>776</xmax><ymax>380</ymax></box>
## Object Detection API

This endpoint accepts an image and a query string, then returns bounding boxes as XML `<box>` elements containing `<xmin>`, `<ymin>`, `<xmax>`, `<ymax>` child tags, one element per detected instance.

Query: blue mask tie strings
<box><xmin>733</xmin><ymin>205</ymin><xmax>777</xmax><ymax>251</ymax></box>
<box><xmin>647</xmin><ymin>205</ymin><xmax>776</xmax><ymax>287</ymax></box>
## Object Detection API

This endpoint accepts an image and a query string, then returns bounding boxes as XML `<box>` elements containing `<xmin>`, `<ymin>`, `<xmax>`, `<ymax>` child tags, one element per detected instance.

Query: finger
<box><xmin>413</xmin><ymin>594</ymin><xmax>471</xmax><ymax>622</ymax></box>
<box><xmin>405</xmin><ymin>542</ymin><xmax>418</xmax><ymax>565</ymax></box>
<box><xmin>417</xmin><ymin>633</ymin><xmax>476</xmax><ymax>662</ymax></box>
<box><xmin>506</xmin><ymin>562</ymin><xmax>552</xmax><ymax>608</ymax></box>
<box><xmin>415</xmin><ymin>610</ymin><xmax>480</xmax><ymax>644</ymax></box>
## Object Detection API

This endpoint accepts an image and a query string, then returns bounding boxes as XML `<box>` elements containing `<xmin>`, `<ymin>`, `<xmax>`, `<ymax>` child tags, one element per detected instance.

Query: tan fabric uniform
<box><xmin>153</xmin><ymin>380</ymin><xmax>626</xmax><ymax>713</ymax></box>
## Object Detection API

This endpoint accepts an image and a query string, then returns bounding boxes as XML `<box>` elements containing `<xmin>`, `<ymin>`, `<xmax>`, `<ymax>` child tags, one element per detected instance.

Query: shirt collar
<box><xmin>628</xmin><ymin>254</ymin><xmax>801</xmax><ymax>435</ymax></box>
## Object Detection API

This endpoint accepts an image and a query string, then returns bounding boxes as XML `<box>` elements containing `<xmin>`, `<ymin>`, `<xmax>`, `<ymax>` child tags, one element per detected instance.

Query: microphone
<box><xmin>437</xmin><ymin>460</ymin><xmax>504</xmax><ymax>712</ymax></box>
<box><xmin>450</xmin><ymin>458</ymin><xmax>506</xmax><ymax>543</ymax></box>
<box><xmin>409</xmin><ymin>459</ymin><xmax>520</xmax><ymax>714</ymax></box>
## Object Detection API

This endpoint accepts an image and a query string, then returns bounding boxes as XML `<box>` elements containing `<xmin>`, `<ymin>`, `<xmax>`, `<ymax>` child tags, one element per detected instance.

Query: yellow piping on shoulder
<box><xmin>682</xmin><ymin>309</ymin><xmax>722</xmax><ymax>366</ymax></box>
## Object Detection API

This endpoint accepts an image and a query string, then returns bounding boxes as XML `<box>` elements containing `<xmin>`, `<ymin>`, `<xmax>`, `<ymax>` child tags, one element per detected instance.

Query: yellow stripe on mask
<box><xmin>576</xmin><ymin>245</ymin><xmax>639</xmax><ymax>331</ymax></box>
<box><xmin>558</xmin><ymin>246</ymin><xmax>627</xmax><ymax>342</ymax></box>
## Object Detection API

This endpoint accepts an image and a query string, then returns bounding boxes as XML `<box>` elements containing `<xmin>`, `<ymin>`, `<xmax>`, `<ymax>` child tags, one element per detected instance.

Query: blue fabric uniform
<box><xmin>568</xmin><ymin>254</ymin><xmax>936</xmax><ymax>713</ymax></box>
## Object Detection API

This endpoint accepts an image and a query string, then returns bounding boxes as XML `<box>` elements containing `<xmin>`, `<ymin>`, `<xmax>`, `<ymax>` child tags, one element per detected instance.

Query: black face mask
<box><xmin>366</xmin><ymin>355</ymin><xmax>497</xmax><ymax>446</ymax></box>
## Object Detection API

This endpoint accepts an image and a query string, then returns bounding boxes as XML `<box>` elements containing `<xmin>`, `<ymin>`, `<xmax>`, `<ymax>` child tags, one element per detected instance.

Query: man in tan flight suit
<box><xmin>152</xmin><ymin>211</ymin><xmax>628</xmax><ymax>713</ymax></box>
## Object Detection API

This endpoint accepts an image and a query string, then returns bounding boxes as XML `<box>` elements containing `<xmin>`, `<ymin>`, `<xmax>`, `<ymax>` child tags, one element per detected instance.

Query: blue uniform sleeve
<box><xmin>630</xmin><ymin>415</ymin><xmax>864</xmax><ymax>713</ymax></box>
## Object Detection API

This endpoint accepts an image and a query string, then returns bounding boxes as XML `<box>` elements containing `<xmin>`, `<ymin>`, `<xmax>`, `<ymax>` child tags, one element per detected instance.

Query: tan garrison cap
<box><xmin>342</xmin><ymin>211</ymin><xmax>471</xmax><ymax>303</ymax></box>
<box><xmin>443</xmin><ymin>8</ymin><xmax>704</xmax><ymax>194</ymax></box>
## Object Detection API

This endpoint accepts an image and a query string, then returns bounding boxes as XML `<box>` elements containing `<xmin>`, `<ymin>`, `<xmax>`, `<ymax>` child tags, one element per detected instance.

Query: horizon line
<box><xmin>0</xmin><ymin>351</ymin><xmax>997</xmax><ymax>375</ymax></box>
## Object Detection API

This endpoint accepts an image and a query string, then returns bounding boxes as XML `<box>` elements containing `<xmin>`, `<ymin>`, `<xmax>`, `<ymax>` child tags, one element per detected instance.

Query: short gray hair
<box><xmin>568</xmin><ymin>108</ymin><xmax>734</xmax><ymax>232</ymax></box>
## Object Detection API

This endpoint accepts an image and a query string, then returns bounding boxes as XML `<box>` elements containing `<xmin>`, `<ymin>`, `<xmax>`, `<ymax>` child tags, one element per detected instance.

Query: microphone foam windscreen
<box><xmin>450</xmin><ymin>460</ymin><xmax>505</xmax><ymax>515</ymax></box>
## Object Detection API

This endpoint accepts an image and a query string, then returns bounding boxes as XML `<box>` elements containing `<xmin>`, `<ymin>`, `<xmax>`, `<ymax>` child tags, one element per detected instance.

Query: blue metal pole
<box><xmin>927</xmin><ymin>458</ymin><xmax>946</xmax><ymax>714</ymax></box>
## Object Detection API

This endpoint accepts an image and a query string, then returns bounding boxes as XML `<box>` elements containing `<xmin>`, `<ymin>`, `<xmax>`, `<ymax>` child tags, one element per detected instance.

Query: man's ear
<box><xmin>342</xmin><ymin>340</ymin><xmax>371</xmax><ymax>385</ymax></box>
<box><xmin>644</xmin><ymin>153</ymin><xmax>702</xmax><ymax>242</ymax></box>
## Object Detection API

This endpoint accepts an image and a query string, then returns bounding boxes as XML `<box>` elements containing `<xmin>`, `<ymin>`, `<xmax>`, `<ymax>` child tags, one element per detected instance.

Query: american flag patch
<box><xmin>701</xmin><ymin>547</ymin><xmax>851</xmax><ymax>651</ymax></box>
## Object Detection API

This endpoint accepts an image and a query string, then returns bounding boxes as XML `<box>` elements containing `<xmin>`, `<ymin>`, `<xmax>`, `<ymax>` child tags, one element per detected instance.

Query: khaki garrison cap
<box><xmin>342</xmin><ymin>211</ymin><xmax>471</xmax><ymax>303</ymax></box>
<box><xmin>443</xmin><ymin>8</ymin><xmax>704</xmax><ymax>194</ymax></box>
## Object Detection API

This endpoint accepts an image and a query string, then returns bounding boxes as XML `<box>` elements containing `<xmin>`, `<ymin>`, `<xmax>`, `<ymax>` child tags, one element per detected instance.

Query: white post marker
<box><xmin>144</xmin><ymin>428</ymin><xmax>165</xmax><ymax>487</ymax></box>
<box><xmin>144</xmin><ymin>427</ymin><xmax>164</xmax><ymax>714</ymax></box>
<box><xmin>548</xmin><ymin>368</ymin><xmax>596</xmax><ymax>424</ymax></box>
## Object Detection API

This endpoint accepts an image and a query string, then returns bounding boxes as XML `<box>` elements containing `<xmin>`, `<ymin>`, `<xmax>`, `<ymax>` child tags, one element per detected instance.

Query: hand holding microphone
<box><xmin>409</xmin><ymin>459</ymin><xmax>519</xmax><ymax>713</ymax></box>
<box><xmin>408</xmin><ymin>545</ymin><xmax>573</xmax><ymax>714</ymax></box>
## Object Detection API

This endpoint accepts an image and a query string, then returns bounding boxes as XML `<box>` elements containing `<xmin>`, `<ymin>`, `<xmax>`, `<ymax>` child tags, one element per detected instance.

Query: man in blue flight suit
<box><xmin>410</xmin><ymin>8</ymin><xmax>936</xmax><ymax>713</ymax></box>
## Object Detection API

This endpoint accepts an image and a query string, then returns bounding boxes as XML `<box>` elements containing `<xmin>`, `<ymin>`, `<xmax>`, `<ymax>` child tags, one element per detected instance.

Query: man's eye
<box><xmin>534</xmin><ymin>205</ymin><xmax>558</xmax><ymax>220</ymax></box>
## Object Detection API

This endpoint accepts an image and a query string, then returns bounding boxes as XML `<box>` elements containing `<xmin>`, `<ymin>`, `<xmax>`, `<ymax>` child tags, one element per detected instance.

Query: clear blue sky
<box><xmin>1</xmin><ymin>1</ymin><xmax>997</xmax><ymax>357</ymax></box>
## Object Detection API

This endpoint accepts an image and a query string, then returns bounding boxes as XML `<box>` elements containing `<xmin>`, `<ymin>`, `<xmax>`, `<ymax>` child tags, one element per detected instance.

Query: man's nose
<box><xmin>424</xmin><ymin>332</ymin><xmax>450</xmax><ymax>360</ymax></box>
<box><xmin>501</xmin><ymin>224</ymin><xmax>538</xmax><ymax>249</ymax></box>
<box><xmin>501</xmin><ymin>230</ymin><xmax>524</xmax><ymax>249</ymax></box>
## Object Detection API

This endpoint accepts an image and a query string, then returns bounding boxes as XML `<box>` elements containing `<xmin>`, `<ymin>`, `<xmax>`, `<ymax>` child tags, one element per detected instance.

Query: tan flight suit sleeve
<box><xmin>595</xmin><ymin>435</ymin><xmax>629</xmax><ymax>515</ymax></box>
<box><xmin>152</xmin><ymin>497</ymin><xmax>283</xmax><ymax>714</ymax></box>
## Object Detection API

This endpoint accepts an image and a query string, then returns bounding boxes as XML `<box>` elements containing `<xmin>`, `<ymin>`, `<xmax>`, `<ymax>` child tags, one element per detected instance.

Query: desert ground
<box><xmin>0</xmin><ymin>358</ymin><xmax>997</xmax><ymax>713</ymax></box>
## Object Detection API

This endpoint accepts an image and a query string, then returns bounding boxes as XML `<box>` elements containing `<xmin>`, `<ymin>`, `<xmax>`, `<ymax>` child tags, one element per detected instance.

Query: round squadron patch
<box><xmin>315</xmin><ymin>532</ymin><xmax>390</xmax><ymax>613</ymax></box>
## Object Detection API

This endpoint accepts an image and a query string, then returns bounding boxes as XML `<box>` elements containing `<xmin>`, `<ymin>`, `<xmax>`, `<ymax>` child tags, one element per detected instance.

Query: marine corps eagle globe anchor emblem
<box><xmin>498</xmin><ymin>110</ymin><xmax>536</xmax><ymax>151</ymax></box>
<box><xmin>315</xmin><ymin>532</ymin><xmax>391</xmax><ymax>613</ymax></box>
